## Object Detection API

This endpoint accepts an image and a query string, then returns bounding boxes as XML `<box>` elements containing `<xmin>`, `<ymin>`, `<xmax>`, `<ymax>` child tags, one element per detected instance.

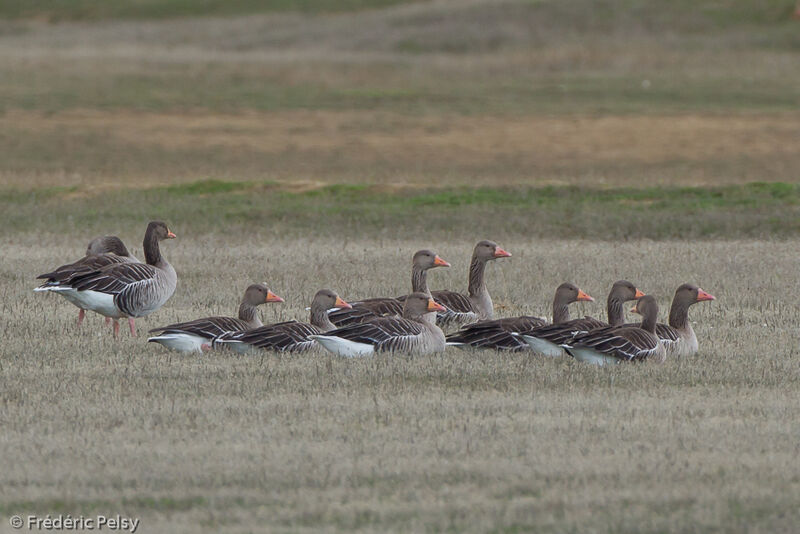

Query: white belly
<box><xmin>310</xmin><ymin>335</ymin><xmax>375</xmax><ymax>357</ymax></box>
<box><xmin>44</xmin><ymin>287</ymin><xmax>121</xmax><ymax>318</ymax></box>
<box><xmin>567</xmin><ymin>347</ymin><xmax>621</xmax><ymax>366</ymax></box>
<box><xmin>147</xmin><ymin>333</ymin><xmax>210</xmax><ymax>353</ymax></box>
<box><xmin>520</xmin><ymin>335</ymin><xmax>566</xmax><ymax>357</ymax></box>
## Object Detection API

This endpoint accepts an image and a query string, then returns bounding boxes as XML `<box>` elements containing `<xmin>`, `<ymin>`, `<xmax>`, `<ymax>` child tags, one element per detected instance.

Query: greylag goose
<box><xmin>563</xmin><ymin>295</ymin><xmax>666</xmax><ymax>365</ymax></box>
<box><xmin>147</xmin><ymin>284</ymin><xmax>284</xmax><ymax>353</ymax></box>
<box><xmin>432</xmin><ymin>240</ymin><xmax>511</xmax><ymax>330</ymax></box>
<box><xmin>519</xmin><ymin>280</ymin><xmax>644</xmax><ymax>356</ymax></box>
<box><xmin>445</xmin><ymin>283</ymin><xmax>594</xmax><ymax>351</ymax></box>
<box><xmin>311</xmin><ymin>293</ymin><xmax>447</xmax><ymax>357</ymax></box>
<box><xmin>633</xmin><ymin>284</ymin><xmax>715</xmax><ymax>357</ymax></box>
<box><xmin>217</xmin><ymin>289</ymin><xmax>352</xmax><ymax>353</ymax></box>
<box><xmin>328</xmin><ymin>249</ymin><xmax>450</xmax><ymax>327</ymax></box>
<box><xmin>35</xmin><ymin>221</ymin><xmax>177</xmax><ymax>337</ymax></box>
<box><xmin>35</xmin><ymin>235</ymin><xmax>138</xmax><ymax>327</ymax></box>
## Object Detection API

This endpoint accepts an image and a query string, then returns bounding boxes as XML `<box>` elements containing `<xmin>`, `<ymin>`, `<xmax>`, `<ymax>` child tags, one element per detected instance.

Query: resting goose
<box><xmin>147</xmin><ymin>284</ymin><xmax>284</xmax><ymax>353</ymax></box>
<box><xmin>445</xmin><ymin>283</ymin><xmax>594</xmax><ymax>351</ymax></box>
<box><xmin>519</xmin><ymin>280</ymin><xmax>644</xmax><ymax>356</ymax></box>
<box><xmin>329</xmin><ymin>249</ymin><xmax>450</xmax><ymax>327</ymax></box>
<box><xmin>564</xmin><ymin>295</ymin><xmax>666</xmax><ymax>365</ymax></box>
<box><xmin>217</xmin><ymin>289</ymin><xmax>352</xmax><ymax>353</ymax></box>
<box><xmin>35</xmin><ymin>221</ymin><xmax>177</xmax><ymax>337</ymax></box>
<box><xmin>311</xmin><ymin>292</ymin><xmax>447</xmax><ymax>357</ymax></box>
<box><xmin>36</xmin><ymin>235</ymin><xmax>138</xmax><ymax>327</ymax></box>
<box><xmin>432</xmin><ymin>240</ymin><xmax>511</xmax><ymax>330</ymax></box>
<box><xmin>635</xmin><ymin>284</ymin><xmax>715</xmax><ymax>357</ymax></box>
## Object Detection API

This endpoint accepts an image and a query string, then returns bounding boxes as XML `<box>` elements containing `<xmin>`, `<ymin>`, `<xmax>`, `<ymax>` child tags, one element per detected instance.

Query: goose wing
<box><xmin>225</xmin><ymin>321</ymin><xmax>322</xmax><ymax>352</ymax></box>
<box><xmin>447</xmin><ymin>316</ymin><xmax>546</xmax><ymax>350</ymax></box>
<box><xmin>523</xmin><ymin>316</ymin><xmax>607</xmax><ymax>345</ymax></box>
<box><xmin>430</xmin><ymin>290</ymin><xmax>473</xmax><ymax>313</ymax></box>
<box><xmin>149</xmin><ymin>316</ymin><xmax>249</xmax><ymax>339</ymax></box>
<box><xmin>69</xmin><ymin>262</ymin><xmax>159</xmax><ymax>295</ymax></box>
<box><xmin>328</xmin><ymin>297</ymin><xmax>403</xmax><ymax>327</ymax></box>
<box><xmin>621</xmin><ymin>322</ymin><xmax>682</xmax><ymax>347</ymax></box>
<box><xmin>567</xmin><ymin>326</ymin><xmax>661</xmax><ymax>361</ymax></box>
<box><xmin>326</xmin><ymin>317</ymin><xmax>424</xmax><ymax>352</ymax></box>
<box><xmin>37</xmin><ymin>253</ymin><xmax>130</xmax><ymax>285</ymax></box>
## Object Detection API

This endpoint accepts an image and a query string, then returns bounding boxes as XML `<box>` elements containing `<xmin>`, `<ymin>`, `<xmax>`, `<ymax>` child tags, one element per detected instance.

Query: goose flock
<box><xmin>35</xmin><ymin>221</ymin><xmax>716</xmax><ymax>365</ymax></box>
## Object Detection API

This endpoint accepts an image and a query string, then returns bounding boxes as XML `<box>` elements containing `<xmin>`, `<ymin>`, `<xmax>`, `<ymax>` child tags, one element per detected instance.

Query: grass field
<box><xmin>1</xmin><ymin>0</ymin><xmax>799</xmax><ymax>532</ymax></box>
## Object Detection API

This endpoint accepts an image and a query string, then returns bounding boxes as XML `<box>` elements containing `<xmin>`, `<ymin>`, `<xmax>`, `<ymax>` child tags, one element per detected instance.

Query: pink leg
<box><xmin>77</xmin><ymin>309</ymin><xmax>86</xmax><ymax>327</ymax></box>
<box><xmin>128</xmin><ymin>318</ymin><xmax>136</xmax><ymax>337</ymax></box>
<box><xmin>105</xmin><ymin>317</ymin><xmax>111</xmax><ymax>326</ymax></box>
<box><xmin>113</xmin><ymin>319</ymin><xmax>120</xmax><ymax>339</ymax></box>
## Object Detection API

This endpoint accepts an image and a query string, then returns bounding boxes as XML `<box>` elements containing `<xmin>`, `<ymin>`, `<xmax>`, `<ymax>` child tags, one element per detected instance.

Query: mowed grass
<box><xmin>2</xmin><ymin>234</ymin><xmax>799</xmax><ymax>533</ymax></box>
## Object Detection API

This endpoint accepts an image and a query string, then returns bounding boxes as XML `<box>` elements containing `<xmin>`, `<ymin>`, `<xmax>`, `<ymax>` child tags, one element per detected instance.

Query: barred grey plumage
<box><xmin>218</xmin><ymin>289</ymin><xmax>350</xmax><ymax>353</ymax></box>
<box><xmin>311</xmin><ymin>293</ymin><xmax>447</xmax><ymax>356</ymax></box>
<box><xmin>330</xmin><ymin>249</ymin><xmax>448</xmax><ymax>327</ymax></box>
<box><xmin>37</xmin><ymin>221</ymin><xmax>177</xmax><ymax>337</ymax></box>
<box><xmin>35</xmin><ymin>234</ymin><xmax>139</xmax><ymax>327</ymax></box>
<box><xmin>518</xmin><ymin>280</ymin><xmax>644</xmax><ymax>350</ymax></box>
<box><xmin>564</xmin><ymin>295</ymin><xmax>666</xmax><ymax>363</ymax></box>
<box><xmin>446</xmin><ymin>282</ymin><xmax>593</xmax><ymax>351</ymax></box>
<box><xmin>618</xmin><ymin>284</ymin><xmax>715</xmax><ymax>357</ymax></box>
<box><xmin>428</xmin><ymin>240</ymin><xmax>511</xmax><ymax>330</ymax></box>
<box><xmin>147</xmin><ymin>284</ymin><xmax>281</xmax><ymax>352</ymax></box>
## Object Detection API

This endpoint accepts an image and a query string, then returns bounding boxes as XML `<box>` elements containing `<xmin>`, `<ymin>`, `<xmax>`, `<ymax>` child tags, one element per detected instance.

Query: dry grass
<box><xmin>0</xmin><ymin>0</ymin><xmax>798</xmax><ymax>188</ymax></box>
<box><xmin>2</xmin><ymin>109</ymin><xmax>799</xmax><ymax>189</ymax></box>
<box><xmin>2</xmin><ymin>235</ymin><xmax>799</xmax><ymax>532</ymax></box>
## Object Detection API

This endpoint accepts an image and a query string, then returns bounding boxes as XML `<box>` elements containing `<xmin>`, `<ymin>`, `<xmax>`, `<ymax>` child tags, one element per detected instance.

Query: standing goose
<box><xmin>147</xmin><ymin>284</ymin><xmax>284</xmax><ymax>353</ymax></box>
<box><xmin>328</xmin><ymin>249</ymin><xmax>450</xmax><ymax>327</ymax></box>
<box><xmin>563</xmin><ymin>295</ymin><xmax>666</xmax><ymax>365</ymax></box>
<box><xmin>311</xmin><ymin>293</ymin><xmax>447</xmax><ymax>357</ymax></box>
<box><xmin>519</xmin><ymin>280</ymin><xmax>644</xmax><ymax>357</ymax></box>
<box><xmin>217</xmin><ymin>289</ymin><xmax>352</xmax><ymax>353</ymax></box>
<box><xmin>35</xmin><ymin>235</ymin><xmax>139</xmax><ymax>327</ymax></box>
<box><xmin>636</xmin><ymin>284</ymin><xmax>715</xmax><ymax>357</ymax></box>
<box><xmin>445</xmin><ymin>283</ymin><xmax>594</xmax><ymax>351</ymax></box>
<box><xmin>35</xmin><ymin>221</ymin><xmax>177</xmax><ymax>337</ymax></box>
<box><xmin>432</xmin><ymin>240</ymin><xmax>511</xmax><ymax>329</ymax></box>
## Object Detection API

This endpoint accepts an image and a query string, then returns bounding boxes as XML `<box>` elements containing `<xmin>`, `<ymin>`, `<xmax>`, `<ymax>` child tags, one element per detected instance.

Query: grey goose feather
<box><xmin>311</xmin><ymin>293</ymin><xmax>447</xmax><ymax>357</ymax></box>
<box><xmin>563</xmin><ymin>295</ymin><xmax>666</xmax><ymax>365</ymax></box>
<box><xmin>446</xmin><ymin>282</ymin><xmax>594</xmax><ymax>351</ymax></box>
<box><xmin>35</xmin><ymin>221</ymin><xmax>177</xmax><ymax>337</ymax></box>
<box><xmin>147</xmin><ymin>284</ymin><xmax>284</xmax><ymax>353</ymax></box>
<box><xmin>430</xmin><ymin>240</ymin><xmax>511</xmax><ymax>330</ymax></box>
<box><xmin>36</xmin><ymin>235</ymin><xmax>139</xmax><ymax>327</ymax></box>
<box><xmin>329</xmin><ymin>249</ymin><xmax>450</xmax><ymax>327</ymax></box>
<box><xmin>518</xmin><ymin>280</ymin><xmax>644</xmax><ymax>356</ymax></box>
<box><xmin>217</xmin><ymin>289</ymin><xmax>352</xmax><ymax>353</ymax></box>
<box><xmin>617</xmin><ymin>284</ymin><xmax>715</xmax><ymax>356</ymax></box>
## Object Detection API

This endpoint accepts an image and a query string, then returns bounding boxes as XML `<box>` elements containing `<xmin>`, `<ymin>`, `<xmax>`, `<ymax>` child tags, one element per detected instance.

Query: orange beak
<box><xmin>427</xmin><ymin>299</ymin><xmax>446</xmax><ymax>312</ymax></box>
<box><xmin>634</xmin><ymin>288</ymin><xmax>645</xmax><ymax>299</ymax></box>
<box><xmin>696</xmin><ymin>288</ymin><xmax>715</xmax><ymax>302</ymax></box>
<box><xmin>334</xmin><ymin>296</ymin><xmax>352</xmax><ymax>309</ymax></box>
<box><xmin>266</xmin><ymin>290</ymin><xmax>284</xmax><ymax>303</ymax></box>
<box><xmin>493</xmin><ymin>247</ymin><xmax>511</xmax><ymax>258</ymax></box>
<box><xmin>166</xmin><ymin>230</ymin><xmax>177</xmax><ymax>239</ymax></box>
<box><xmin>630</xmin><ymin>303</ymin><xmax>641</xmax><ymax>314</ymax></box>
<box><xmin>577</xmin><ymin>289</ymin><xmax>594</xmax><ymax>302</ymax></box>
<box><xmin>433</xmin><ymin>255</ymin><xmax>450</xmax><ymax>268</ymax></box>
